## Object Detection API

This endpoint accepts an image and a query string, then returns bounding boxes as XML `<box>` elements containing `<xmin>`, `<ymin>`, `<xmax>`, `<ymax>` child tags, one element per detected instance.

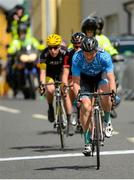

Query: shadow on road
<box><xmin>37</xmin><ymin>130</ymin><xmax>57</xmax><ymax>135</ymax></box>
<box><xmin>128</xmin><ymin>121</ymin><xmax>134</xmax><ymax>125</ymax></box>
<box><xmin>10</xmin><ymin>145</ymin><xmax>82</xmax><ymax>152</ymax></box>
<box><xmin>34</xmin><ymin>165</ymin><xmax>96</xmax><ymax>171</ymax></box>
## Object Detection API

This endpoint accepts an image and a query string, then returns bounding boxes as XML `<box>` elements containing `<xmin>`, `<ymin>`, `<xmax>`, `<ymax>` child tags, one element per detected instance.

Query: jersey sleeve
<box><xmin>71</xmin><ymin>52</ymin><xmax>81</xmax><ymax>76</ymax></box>
<box><xmin>39</xmin><ymin>50</ymin><xmax>47</xmax><ymax>69</ymax></box>
<box><xmin>101</xmin><ymin>51</ymin><xmax>114</xmax><ymax>73</ymax></box>
<box><xmin>63</xmin><ymin>53</ymin><xmax>70</xmax><ymax>68</ymax></box>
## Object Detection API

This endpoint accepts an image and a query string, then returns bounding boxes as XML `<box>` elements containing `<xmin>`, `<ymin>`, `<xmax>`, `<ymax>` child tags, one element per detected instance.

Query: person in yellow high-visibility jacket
<box><xmin>8</xmin><ymin>23</ymin><xmax>45</xmax><ymax>55</ymax></box>
<box><xmin>7</xmin><ymin>23</ymin><xmax>45</xmax><ymax>91</ymax></box>
<box><xmin>93</xmin><ymin>16</ymin><xmax>118</xmax><ymax>57</ymax></box>
<box><xmin>8</xmin><ymin>5</ymin><xmax>31</xmax><ymax>40</ymax></box>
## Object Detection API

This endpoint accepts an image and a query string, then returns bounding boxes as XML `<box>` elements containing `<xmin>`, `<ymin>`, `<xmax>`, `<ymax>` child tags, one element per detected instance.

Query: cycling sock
<box><xmin>67</xmin><ymin>114</ymin><xmax>71</xmax><ymax>122</ymax></box>
<box><xmin>48</xmin><ymin>103</ymin><xmax>53</xmax><ymax>109</ymax></box>
<box><xmin>84</xmin><ymin>130</ymin><xmax>91</xmax><ymax>144</ymax></box>
<box><xmin>104</xmin><ymin>111</ymin><xmax>111</xmax><ymax>123</ymax></box>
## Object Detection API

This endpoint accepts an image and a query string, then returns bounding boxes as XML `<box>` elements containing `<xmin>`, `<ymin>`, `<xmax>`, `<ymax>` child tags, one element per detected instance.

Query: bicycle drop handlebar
<box><xmin>77</xmin><ymin>90</ymin><xmax>116</xmax><ymax>105</ymax></box>
<box><xmin>78</xmin><ymin>91</ymin><xmax>115</xmax><ymax>97</ymax></box>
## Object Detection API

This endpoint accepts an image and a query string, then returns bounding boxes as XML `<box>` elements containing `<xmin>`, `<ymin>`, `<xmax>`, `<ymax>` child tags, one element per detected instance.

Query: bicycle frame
<box><xmin>55</xmin><ymin>82</ymin><xmax>67</xmax><ymax>127</ymax></box>
<box><xmin>91</xmin><ymin>94</ymin><xmax>105</xmax><ymax>144</ymax></box>
<box><xmin>45</xmin><ymin>81</ymin><xmax>67</xmax><ymax>149</ymax></box>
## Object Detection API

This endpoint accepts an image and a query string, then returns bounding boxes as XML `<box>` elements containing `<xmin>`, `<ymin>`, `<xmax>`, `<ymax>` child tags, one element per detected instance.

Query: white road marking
<box><xmin>0</xmin><ymin>106</ymin><xmax>21</xmax><ymax>114</ymax></box>
<box><xmin>0</xmin><ymin>150</ymin><xmax>134</xmax><ymax>162</ymax></box>
<box><xmin>32</xmin><ymin>114</ymin><xmax>48</xmax><ymax>120</ymax></box>
<box><xmin>113</xmin><ymin>131</ymin><xmax>119</xmax><ymax>135</ymax></box>
<box><xmin>127</xmin><ymin>137</ymin><xmax>134</xmax><ymax>143</ymax></box>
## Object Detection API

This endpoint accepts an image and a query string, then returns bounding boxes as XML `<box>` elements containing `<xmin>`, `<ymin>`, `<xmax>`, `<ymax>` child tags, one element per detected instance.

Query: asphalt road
<box><xmin>0</xmin><ymin>96</ymin><xmax>134</xmax><ymax>179</ymax></box>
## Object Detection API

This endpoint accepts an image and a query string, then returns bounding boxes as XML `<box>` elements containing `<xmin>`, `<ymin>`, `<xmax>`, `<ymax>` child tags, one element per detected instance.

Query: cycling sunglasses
<box><xmin>48</xmin><ymin>46</ymin><xmax>60</xmax><ymax>50</ymax></box>
<box><xmin>74</xmin><ymin>45</ymin><xmax>81</xmax><ymax>49</ymax></box>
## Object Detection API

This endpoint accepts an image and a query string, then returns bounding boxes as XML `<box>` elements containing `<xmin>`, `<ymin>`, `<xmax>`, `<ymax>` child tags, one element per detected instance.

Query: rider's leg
<box><xmin>80</xmin><ymin>98</ymin><xmax>92</xmax><ymax>141</ymax></box>
<box><xmin>45</xmin><ymin>77</ymin><xmax>55</xmax><ymax>122</ymax></box>
<box><xmin>98</xmin><ymin>80</ymin><xmax>113</xmax><ymax>137</ymax></box>
<box><xmin>63</xmin><ymin>80</ymin><xmax>75</xmax><ymax>135</ymax></box>
<box><xmin>98</xmin><ymin>79</ymin><xmax>112</xmax><ymax>123</ymax></box>
<box><xmin>80</xmin><ymin>98</ymin><xmax>92</xmax><ymax>154</ymax></box>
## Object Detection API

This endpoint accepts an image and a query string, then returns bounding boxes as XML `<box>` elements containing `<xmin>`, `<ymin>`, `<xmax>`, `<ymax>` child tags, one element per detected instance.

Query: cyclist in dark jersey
<box><xmin>39</xmin><ymin>34</ymin><xmax>68</xmax><ymax>123</ymax></box>
<box><xmin>62</xmin><ymin>32</ymin><xmax>85</xmax><ymax>135</ymax></box>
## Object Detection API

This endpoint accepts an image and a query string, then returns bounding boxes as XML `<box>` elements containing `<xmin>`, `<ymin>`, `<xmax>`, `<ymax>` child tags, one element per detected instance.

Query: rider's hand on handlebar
<box><xmin>39</xmin><ymin>82</ymin><xmax>45</xmax><ymax>96</ymax></box>
<box><xmin>111</xmin><ymin>90</ymin><xmax>121</xmax><ymax>107</ymax></box>
<box><xmin>61</xmin><ymin>83</ymin><xmax>68</xmax><ymax>97</ymax></box>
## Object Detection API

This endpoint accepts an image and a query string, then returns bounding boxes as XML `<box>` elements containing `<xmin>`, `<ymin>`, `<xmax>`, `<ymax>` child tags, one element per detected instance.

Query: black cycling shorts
<box><xmin>80</xmin><ymin>72</ymin><xmax>102</xmax><ymax>93</ymax></box>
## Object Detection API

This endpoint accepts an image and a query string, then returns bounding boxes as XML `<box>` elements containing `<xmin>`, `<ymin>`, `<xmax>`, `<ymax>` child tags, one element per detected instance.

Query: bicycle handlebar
<box><xmin>41</xmin><ymin>81</ymin><xmax>73</xmax><ymax>97</ymax></box>
<box><xmin>78</xmin><ymin>91</ymin><xmax>115</xmax><ymax>97</ymax></box>
<box><xmin>77</xmin><ymin>90</ymin><xmax>116</xmax><ymax>102</ymax></box>
<box><xmin>77</xmin><ymin>90</ymin><xmax>116</xmax><ymax>107</ymax></box>
<box><xmin>44</xmin><ymin>81</ymin><xmax>72</xmax><ymax>88</ymax></box>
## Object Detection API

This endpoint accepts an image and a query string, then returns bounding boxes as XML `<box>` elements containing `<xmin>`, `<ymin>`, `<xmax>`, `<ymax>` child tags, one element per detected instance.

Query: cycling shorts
<box><xmin>46</xmin><ymin>75</ymin><xmax>61</xmax><ymax>83</ymax></box>
<box><xmin>80</xmin><ymin>72</ymin><xmax>108</xmax><ymax>98</ymax></box>
<box><xmin>46</xmin><ymin>76</ymin><xmax>54</xmax><ymax>83</ymax></box>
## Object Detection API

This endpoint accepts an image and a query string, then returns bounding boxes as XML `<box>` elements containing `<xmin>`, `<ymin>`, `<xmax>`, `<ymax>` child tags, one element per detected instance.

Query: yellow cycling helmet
<box><xmin>46</xmin><ymin>34</ymin><xmax>62</xmax><ymax>46</ymax></box>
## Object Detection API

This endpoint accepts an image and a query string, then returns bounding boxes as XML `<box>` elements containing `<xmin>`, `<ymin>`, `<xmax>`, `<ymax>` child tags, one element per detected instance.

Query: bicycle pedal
<box><xmin>53</xmin><ymin>122</ymin><xmax>59</xmax><ymax>128</ymax></box>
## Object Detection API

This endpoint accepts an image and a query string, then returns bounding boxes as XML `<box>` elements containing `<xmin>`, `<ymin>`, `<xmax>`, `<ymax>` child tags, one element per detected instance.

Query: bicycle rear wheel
<box><xmin>94</xmin><ymin>109</ymin><xmax>101</xmax><ymax>170</ymax></box>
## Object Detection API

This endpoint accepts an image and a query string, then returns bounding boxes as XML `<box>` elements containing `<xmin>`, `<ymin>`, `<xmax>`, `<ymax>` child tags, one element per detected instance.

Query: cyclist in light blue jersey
<box><xmin>72</xmin><ymin>36</ymin><xmax>118</xmax><ymax>156</ymax></box>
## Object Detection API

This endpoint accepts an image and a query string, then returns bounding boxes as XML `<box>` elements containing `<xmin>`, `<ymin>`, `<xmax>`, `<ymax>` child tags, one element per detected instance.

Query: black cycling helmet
<box><xmin>81</xmin><ymin>36</ymin><xmax>98</xmax><ymax>52</ymax></box>
<box><xmin>93</xmin><ymin>16</ymin><xmax>104</xmax><ymax>31</ymax></box>
<box><xmin>71</xmin><ymin>32</ymin><xmax>85</xmax><ymax>44</ymax></box>
<box><xmin>81</xmin><ymin>16</ymin><xmax>97</xmax><ymax>36</ymax></box>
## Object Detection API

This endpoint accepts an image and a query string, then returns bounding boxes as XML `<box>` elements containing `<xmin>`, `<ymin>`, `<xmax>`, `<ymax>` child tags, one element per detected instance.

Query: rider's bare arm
<box><xmin>62</xmin><ymin>68</ymin><xmax>69</xmax><ymax>85</ymax></box>
<box><xmin>106</xmin><ymin>72</ymin><xmax>116</xmax><ymax>93</ymax></box>
<box><xmin>40</xmin><ymin>69</ymin><xmax>46</xmax><ymax>84</ymax></box>
<box><xmin>72</xmin><ymin>76</ymin><xmax>80</xmax><ymax>97</ymax></box>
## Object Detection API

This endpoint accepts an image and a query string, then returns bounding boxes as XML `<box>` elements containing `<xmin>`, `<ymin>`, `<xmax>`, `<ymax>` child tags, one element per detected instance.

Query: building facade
<box><xmin>31</xmin><ymin>0</ymin><xmax>134</xmax><ymax>44</ymax></box>
<box><xmin>1</xmin><ymin>0</ymin><xmax>134</xmax><ymax>44</ymax></box>
<box><xmin>82</xmin><ymin>0</ymin><xmax>134</xmax><ymax>36</ymax></box>
<box><xmin>31</xmin><ymin>0</ymin><xmax>81</xmax><ymax>44</ymax></box>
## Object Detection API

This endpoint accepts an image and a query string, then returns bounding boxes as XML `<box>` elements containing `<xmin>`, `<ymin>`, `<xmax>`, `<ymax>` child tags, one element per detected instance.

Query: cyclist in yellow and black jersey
<box><xmin>39</xmin><ymin>34</ymin><xmax>69</xmax><ymax>123</ymax></box>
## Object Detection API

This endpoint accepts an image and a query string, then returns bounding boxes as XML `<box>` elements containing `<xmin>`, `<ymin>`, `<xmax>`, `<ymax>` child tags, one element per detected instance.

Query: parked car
<box><xmin>109</xmin><ymin>35</ymin><xmax>134</xmax><ymax>100</ymax></box>
<box><xmin>109</xmin><ymin>34</ymin><xmax>134</xmax><ymax>56</ymax></box>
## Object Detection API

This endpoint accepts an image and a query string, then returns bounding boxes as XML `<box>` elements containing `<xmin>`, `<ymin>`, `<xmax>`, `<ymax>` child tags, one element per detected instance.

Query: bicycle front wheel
<box><xmin>94</xmin><ymin>109</ymin><xmax>101</xmax><ymax>170</ymax></box>
<box><xmin>56</xmin><ymin>103</ymin><xmax>65</xmax><ymax>150</ymax></box>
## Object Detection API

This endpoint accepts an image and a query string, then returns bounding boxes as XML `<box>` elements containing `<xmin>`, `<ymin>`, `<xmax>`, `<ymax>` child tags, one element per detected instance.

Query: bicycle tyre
<box><xmin>56</xmin><ymin>102</ymin><xmax>65</xmax><ymax>149</ymax></box>
<box><xmin>94</xmin><ymin>109</ymin><xmax>101</xmax><ymax>170</ymax></box>
<box><xmin>99</xmin><ymin>111</ymin><xmax>105</xmax><ymax>144</ymax></box>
